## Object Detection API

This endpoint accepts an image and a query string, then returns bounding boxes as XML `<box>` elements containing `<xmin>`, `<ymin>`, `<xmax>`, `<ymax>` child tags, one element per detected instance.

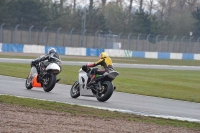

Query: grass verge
<box><xmin>1</xmin><ymin>53</ymin><xmax>200</xmax><ymax>66</ymax></box>
<box><xmin>0</xmin><ymin>95</ymin><xmax>200</xmax><ymax>130</ymax></box>
<box><xmin>0</xmin><ymin>63</ymin><xmax>200</xmax><ymax>102</ymax></box>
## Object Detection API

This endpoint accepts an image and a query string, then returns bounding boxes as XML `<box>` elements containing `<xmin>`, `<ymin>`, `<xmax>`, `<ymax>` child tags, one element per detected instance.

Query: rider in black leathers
<box><xmin>31</xmin><ymin>47</ymin><xmax>60</xmax><ymax>75</ymax></box>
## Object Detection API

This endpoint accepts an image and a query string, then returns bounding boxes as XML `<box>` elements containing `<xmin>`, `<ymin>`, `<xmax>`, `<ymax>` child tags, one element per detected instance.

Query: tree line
<box><xmin>0</xmin><ymin>0</ymin><xmax>200</xmax><ymax>38</ymax></box>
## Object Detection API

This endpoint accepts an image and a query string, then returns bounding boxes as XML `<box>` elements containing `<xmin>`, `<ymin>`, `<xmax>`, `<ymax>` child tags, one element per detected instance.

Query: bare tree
<box><xmin>166</xmin><ymin>0</ymin><xmax>176</xmax><ymax>17</ymax></box>
<box><xmin>128</xmin><ymin>0</ymin><xmax>134</xmax><ymax>15</ymax></box>
<box><xmin>134</xmin><ymin>0</ymin><xmax>144</xmax><ymax>13</ymax></box>
<box><xmin>101</xmin><ymin>0</ymin><xmax>107</xmax><ymax>7</ymax></box>
<box><xmin>156</xmin><ymin>0</ymin><xmax>166</xmax><ymax>20</ymax></box>
<box><xmin>139</xmin><ymin>0</ymin><xmax>144</xmax><ymax>13</ymax></box>
<box><xmin>60</xmin><ymin>0</ymin><xmax>65</xmax><ymax>13</ymax></box>
<box><xmin>176</xmin><ymin>0</ymin><xmax>186</xmax><ymax>11</ymax></box>
<box><xmin>145</xmin><ymin>0</ymin><xmax>155</xmax><ymax>15</ymax></box>
<box><xmin>185</xmin><ymin>0</ymin><xmax>197</xmax><ymax>11</ymax></box>
<box><xmin>72</xmin><ymin>0</ymin><xmax>76</xmax><ymax>13</ymax></box>
<box><xmin>116</xmin><ymin>0</ymin><xmax>123</xmax><ymax>8</ymax></box>
<box><xmin>89</xmin><ymin>0</ymin><xmax>94</xmax><ymax>11</ymax></box>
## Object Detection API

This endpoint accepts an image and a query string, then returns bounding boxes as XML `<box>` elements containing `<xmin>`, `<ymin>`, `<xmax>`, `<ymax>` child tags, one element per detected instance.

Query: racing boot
<box><xmin>87</xmin><ymin>75</ymin><xmax>96</xmax><ymax>87</ymax></box>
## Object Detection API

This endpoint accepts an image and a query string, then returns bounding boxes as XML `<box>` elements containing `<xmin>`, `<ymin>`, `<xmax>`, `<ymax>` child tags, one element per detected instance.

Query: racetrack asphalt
<box><xmin>0</xmin><ymin>58</ymin><xmax>200</xmax><ymax>122</ymax></box>
<box><xmin>0</xmin><ymin>75</ymin><xmax>200</xmax><ymax>123</ymax></box>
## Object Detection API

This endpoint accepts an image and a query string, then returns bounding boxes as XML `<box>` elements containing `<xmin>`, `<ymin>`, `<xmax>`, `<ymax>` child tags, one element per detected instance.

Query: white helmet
<box><xmin>48</xmin><ymin>47</ymin><xmax>56</xmax><ymax>54</ymax></box>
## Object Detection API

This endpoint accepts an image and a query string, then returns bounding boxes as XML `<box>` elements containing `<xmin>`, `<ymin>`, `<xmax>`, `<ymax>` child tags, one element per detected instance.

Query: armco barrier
<box><xmin>132</xmin><ymin>51</ymin><xmax>145</xmax><ymax>58</ymax></box>
<box><xmin>0</xmin><ymin>43</ymin><xmax>2</xmax><ymax>52</ymax></box>
<box><xmin>1</xmin><ymin>43</ymin><xmax>200</xmax><ymax>60</ymax></box>
<box><xmin>45</xmin><ymin>46</ymin><xmax>65</xmax><ymax>55</ymax></box>
<box><xmin>194</xmin><ymin>54</ymin><xmax>200</xmax><ymax>60</ymax></box>
<box><xmin>145</xmin><ymin>52</ymin><xmax>158</xmax><ymax>59</ymax></box>
<box><xmin>182</xmin><ymin>53</ymin><xmax>194</xmax><ymax>60</ymax></box>
<box><xmin>86</xmin><ymin>48</ymin><xmax>104</xmax><ymax>56</ymax></box>
<box><xmin>65</xmin><ymin>47</ymin><xmax>86</xmax><ymax>56</ymax></box>
<box><xmin>170</xmin><ymin>53</ymin><xmax>182</xmax><ymax>60</ymax></box>
<box><xmin>2</xmin><ymin>43</ymin><xmax>24</xmax><ymax>52</ymax></box>
<box><xmin>24</xmin><ymin>45</ymin><xmax>45</xmax><ymax>54</ymax></box>
<box><xmin>105</xmin><ymin>49</ymin><xmax>132</xmax><ymax>57</ymax></box>
<box><xmin>158</xmin><ymin>52</ymin><xmax>170</xmax><ymax>59</ymax></box>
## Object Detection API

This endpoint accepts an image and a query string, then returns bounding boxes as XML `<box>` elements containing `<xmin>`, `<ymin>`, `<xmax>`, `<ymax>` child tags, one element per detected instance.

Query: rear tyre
<box><xmin>25</xmin><ymin>77</ymin><xmax>32</xmax><ymax>90</ymax></box>
<box><xmin>43</xmin><ymin>73</ymin><xmax>56</xmax><ymax>92</ymax></box>
<box><xmin>70</xmin><ymin>81</ymin><xmax>80</xmax><ymax>98</ymax></box>
<box><xmin>96</xmin><ymin>81</ymin><xmax>114</xmax><ymax>102</ymax></box>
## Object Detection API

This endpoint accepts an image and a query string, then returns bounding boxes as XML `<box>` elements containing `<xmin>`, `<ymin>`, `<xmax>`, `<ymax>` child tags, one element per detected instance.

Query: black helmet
<box><xmin>48</xmin><ymin>47</ymin><xmax>56</xmax><ymax>54</ymax></box>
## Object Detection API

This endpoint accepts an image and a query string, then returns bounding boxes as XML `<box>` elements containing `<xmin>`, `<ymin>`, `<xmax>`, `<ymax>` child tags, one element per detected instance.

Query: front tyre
<box><xmin>43</xmin><ymin>73</ymin><xmax>56</xmax><ymax>92</ymax></box>
<box><xmin>96</xmin><ymin>81</ymin><xmax>114</xmax><ymax>102</ymax></box>
<box><xmin>70</xmin><ymin>81</ymin><xmax>80</xmax><ymax>98</ymax></box>
<box><xmin>25</xmin><ymin>76</ymin><xmax>32</xmax><ymax>90</ymax></box>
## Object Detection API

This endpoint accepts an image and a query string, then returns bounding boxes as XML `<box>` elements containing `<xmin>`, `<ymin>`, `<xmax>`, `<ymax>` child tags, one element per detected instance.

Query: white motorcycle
<box><xmin>70</xmin><ymin>66</ymin><xmax>119</xmax><ymax>102</ymax></box>
<box><xmin>25</xmin><ymin>57</ymin><xmax>62</xmax><ymax>92</ymax></box>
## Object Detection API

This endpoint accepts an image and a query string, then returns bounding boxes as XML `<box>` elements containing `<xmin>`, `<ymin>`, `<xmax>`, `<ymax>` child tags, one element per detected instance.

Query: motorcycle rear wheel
<box><xmin>70</xmin><ymin>81</ymin><xmax>80</xmax><ymax>98</ymax></box>
<box><xmin>96</xmin><ymin>81</ymin><xmax>114</xmax><ymax>102</ymax></box>
<box><xmin>42</xmin><ymin>73</ymin><xmax>56</xmax><ymax>92</ymax></box>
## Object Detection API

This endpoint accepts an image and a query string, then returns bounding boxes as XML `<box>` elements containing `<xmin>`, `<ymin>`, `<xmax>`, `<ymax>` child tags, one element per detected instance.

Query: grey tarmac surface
<box><xmin>0</xmin><ymin>57</ymin><xmax>200</xmax><ymax>122</ymax></box>
<box><xmin>0</xmin><ymin>75</ymin><xmax>200</xmax><ymax>123</ymax></box>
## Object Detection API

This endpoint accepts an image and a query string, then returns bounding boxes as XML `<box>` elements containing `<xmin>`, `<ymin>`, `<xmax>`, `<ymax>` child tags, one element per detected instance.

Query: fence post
<box><xmin>41</xmin><ymin>26</ymin><xmax>47</xmax><ymax>45</ymax></box>
<box><xmin>0</xmin><ymin>23</ymin><xmax>5</xmax><ymax>43</ymax></box>
<box><xmin>118</xmin><ymin>32</ymin><xmax>122</xmax><ymax>42</ymax></box>
<box><xmin>164</xmin><ymin>35</ymin><xmax>168</xmax><ymax>52</ymax></box>
<box><xmin>172</xmin><ymin>36</ymin><xmax>177</xmax><ymax>52</ymax></box>
<box><xmin>197</xmin><ymin>37</ymin><xmax>200</xmax><ymax>53</ymax></box>
<box><xmin>189</xmin><ymin>37</ymin><xmax>193</xmax><ymax>53</ymax></box>
<box><xmin>198</xmin><ymin>37</ymin><xmax>200</xmax><ymax>43</ymax></box>
<box><xmin>147</xmin><ymin>34</ymin><xmax>151</xmax><ymax>51</ymax></box>
<box><xmin>13</xmin><ymin>24</ymin><xmax>20</xmax><ymax>44</ymax></box>
<box><xmin>28</xmin><ymin>25</ymin><xmax>34</xmax><ymax>44</ymax></box>
<box><xmin>94</xmin><ymin>30</ymin><xmax>99</xmax><ymax>48</ymax></box>
<box><xmin>104</xmin><ymin>31</ymin><xmax>112</xmax><ymax>48</ymax></box>
<box><xmin>81</xmin><ymin>29</ymin><xmax>87</xmax><ymax>47</ymax></box>
<box><xmin>180</xmin><ymin>36</ymin><xmax>185</xmax><ymax>53</ymax></box>
<box><xmin>128</xmin><ymin>33</ymin><xmax>132</xmax><ymax>50</ymax></box>
<box><xmin>156</xmin><ymin>34</ymin><xmax>160</xmax><ymax>43</ymax></box>
<box><xmin>136</xmin><ymin>33</ymin><xmax>141</xmax><ymax>51</ymax></box>
<box><xmin>155</xmin><ymin>35</ymin><xmax>160</xmax><ymax>52</ymax></box>
<box><xmin>69</xmin><ymin>28</ymin><xmax>74</xmax><ymax>47</ymax></box>
<box><xmin>55</xmin><ymin>27</ymin><xmax>62</xmax><ymax>46</ymax></box>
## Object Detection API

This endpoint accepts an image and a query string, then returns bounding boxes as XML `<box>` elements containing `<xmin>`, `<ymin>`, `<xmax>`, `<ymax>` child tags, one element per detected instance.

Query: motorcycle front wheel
<box><xmin>96</xmin><ymin>81</ymin><xmax>114</xmax><ymax>102</ymax></box>
<box><xmin>25</xmin><ymin>76</ymin><xmax>32</xmax><ymax>90</ymax></box>
<box><xmin>70</xmin><ymin>81</ymin><xmax>80</xmax><ymax>98</ymax></box>
<box><xmin>42</xmin><ymin>73</ymin><xmax>56</xmax><ymax>92</ymax></box>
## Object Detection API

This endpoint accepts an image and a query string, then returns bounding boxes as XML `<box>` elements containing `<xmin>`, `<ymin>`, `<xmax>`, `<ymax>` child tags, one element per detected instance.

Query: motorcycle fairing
<box><xmin>78</xmin><ymin>68</ymin><xmax>95</xmax><ymax>96</ymax></box>
<box><xmin>103</xmin><ymin>71</ymin><xmax>119</xmax><ymax>79</ymax></box>
<box><xmin>46</xmin><ymin>63</ymin><xmax>60</xmax><ymax>72</ymax></box>
<box><xmin>32</xmin><ymin>75</ymin><xmax>42</xmax><ymax>87</ymax></box>
<box><xmin>29</xmin><ymin>66</ymin><xmax>42</xmax><ymax>87</ymax></box>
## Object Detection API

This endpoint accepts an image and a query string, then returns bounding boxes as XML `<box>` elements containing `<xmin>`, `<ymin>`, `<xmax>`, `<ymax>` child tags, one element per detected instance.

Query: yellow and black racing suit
<box><xmin>86</xmin><ymin>56</ymin><xmax>114</xmax><ymax>75</ymax></box>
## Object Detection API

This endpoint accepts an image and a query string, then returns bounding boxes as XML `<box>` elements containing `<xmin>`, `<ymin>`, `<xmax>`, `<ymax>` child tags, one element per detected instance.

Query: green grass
<box><xmin>0</xmin><ymin>63</ymin><xmax>200</xmax><ymax>103</ymax></box>
<box><xmin>0</xmin><ymin>95</ymin><xmax>200</xmax><ymax>130</ymax></box>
